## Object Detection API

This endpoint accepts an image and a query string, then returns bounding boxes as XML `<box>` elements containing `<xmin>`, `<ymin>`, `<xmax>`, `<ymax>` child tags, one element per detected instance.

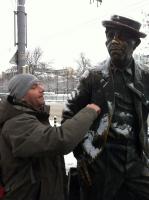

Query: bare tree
<box><xmin>62</xmin><ymin>68</ymin><xmax>77</xmax><ymax>94</ymax></box>
<box><xmin>76</xmin><ymin>52</ymin><xmax>92</xmax><ymax>77</ymax></box>
<box><xmin>25</xmin><ymin>51</ymin><xmax>33</xmax><ymax>67</ymax></box>
<box><xmin>90</xmin><ymin>0</ymin><xmax>102</xmax><ymax>7</ymax></box>
<box><xmin>25</xmin><ymin>47</ymin><xmax>43</xmax><ymax>75</ymax></box>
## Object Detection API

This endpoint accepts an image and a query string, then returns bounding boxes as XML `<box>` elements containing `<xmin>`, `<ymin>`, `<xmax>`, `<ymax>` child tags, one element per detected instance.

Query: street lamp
<box><xmin>90</xmin><ymin>0</ymin><xmax>102</xmax><ymax>7</ymax></box>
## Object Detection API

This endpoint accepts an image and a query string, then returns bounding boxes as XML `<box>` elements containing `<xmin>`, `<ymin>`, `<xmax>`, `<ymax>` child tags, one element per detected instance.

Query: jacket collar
<box><xmin>99</xmin><ymin>59</ymin><xmax>144</xmax><ymax>116</ymax></box>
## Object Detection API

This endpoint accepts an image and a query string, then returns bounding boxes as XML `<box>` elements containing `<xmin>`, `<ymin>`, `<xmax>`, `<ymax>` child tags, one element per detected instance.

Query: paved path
<box><xmin>48</xmin><ymin>102</ymin><xmax>65</xmax><ymax>124</ymax></box>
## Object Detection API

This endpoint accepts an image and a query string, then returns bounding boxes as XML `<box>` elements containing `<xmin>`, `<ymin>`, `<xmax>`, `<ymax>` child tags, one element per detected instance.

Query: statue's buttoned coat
<box><xmin>62</xmin><ymin>59</ymin><xmax>149</xmax><ymax>160</ymax></box>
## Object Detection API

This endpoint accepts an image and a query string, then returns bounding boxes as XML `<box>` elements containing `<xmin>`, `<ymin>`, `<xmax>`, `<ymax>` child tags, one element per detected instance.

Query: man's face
<box><xmin>105</xmin><ymin>28</ymin><xmax>139</xmax><ymax>66</ymax></box>
<box><xmin>22</xmin><ymin>83</ymin><xmax>45</xmax><ymax>109</ymax></box>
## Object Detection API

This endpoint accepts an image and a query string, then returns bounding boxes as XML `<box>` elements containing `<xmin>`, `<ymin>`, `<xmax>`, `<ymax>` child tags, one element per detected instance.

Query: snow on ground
<box><xmin>64</xmin><ymin>153</ymin><xmax>77</xmax><ymax>174</ymax></box>
<box><xmin>49</xmin><ymin>119</ymin><xmax>61</xmax><ymax>127</ymax></box>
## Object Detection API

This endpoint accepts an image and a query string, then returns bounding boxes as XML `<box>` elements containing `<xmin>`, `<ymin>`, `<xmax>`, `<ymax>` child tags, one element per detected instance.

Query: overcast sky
<box><xmin>0</xmin><ymin>0</ymin><xmax>149</xmax><ymax>73</ymax></box>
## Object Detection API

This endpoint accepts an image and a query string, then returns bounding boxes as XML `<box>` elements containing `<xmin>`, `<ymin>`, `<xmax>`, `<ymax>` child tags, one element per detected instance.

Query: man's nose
<box><xmin>112</xmin><ymin>32</ymin><xmax>121</xmax><ymax>42</ymax></box>
<box><xmin>38</xmin><ymin>84</ymin><xmax>45</xmax><ymax>92</ymax></box>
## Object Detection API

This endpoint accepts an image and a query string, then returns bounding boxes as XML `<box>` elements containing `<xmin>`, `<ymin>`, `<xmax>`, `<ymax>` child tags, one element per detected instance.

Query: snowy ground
<box><xmin>64</xmin><ymin>153</ymin><xmax>77</xmax><ymax>174</ymax></box>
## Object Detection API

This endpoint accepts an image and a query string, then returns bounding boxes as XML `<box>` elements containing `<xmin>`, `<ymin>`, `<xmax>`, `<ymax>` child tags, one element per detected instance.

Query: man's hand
<box><xmin>86</xmin><ymin>103</ymin><xmax>101</xmax><ymax>114</ymax></box>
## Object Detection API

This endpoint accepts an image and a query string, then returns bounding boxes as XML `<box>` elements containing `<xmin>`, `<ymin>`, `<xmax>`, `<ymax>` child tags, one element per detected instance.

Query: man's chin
<box><xmin>41</xmin><ymin>100</ymin><xmax>45</xmax><ymax>106</ymax></box>
<box><xmin>111</xmin><ymin>54</ymin><xmax>123</xmax><ymax>62</ymax></box>
<box><xmin>111</xmin><ymin>57</ymin><xmax>125</xmax><ymax>68</ymax></box>
<box><xmin>38</xmin><ymin>100</ymin><xmax>45</xmax><ymax>108</ymax></box>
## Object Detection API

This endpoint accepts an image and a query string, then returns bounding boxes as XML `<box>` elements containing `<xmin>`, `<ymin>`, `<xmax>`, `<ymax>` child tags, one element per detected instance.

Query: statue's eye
<box><xmin>106</xmin><ymin>31</ymin><xmax>115</xmax><ymax>39</ymax></box>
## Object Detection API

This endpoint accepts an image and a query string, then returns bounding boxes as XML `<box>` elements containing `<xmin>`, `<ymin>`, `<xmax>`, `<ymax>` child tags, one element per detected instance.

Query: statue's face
<box><xmin>105</xmin><ymin>28</ymin><xmax>138</xmax><ymax>67</ymax></box>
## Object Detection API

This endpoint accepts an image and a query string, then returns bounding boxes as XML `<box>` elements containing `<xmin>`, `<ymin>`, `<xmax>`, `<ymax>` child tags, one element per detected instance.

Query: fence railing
<box><xmin>0</xmin><ymin>92</ymin><xmax>69</xmax><ymax>102</ymax></box>
<box><xmin>44</xmin><ymin>93</ymin><xmax>69</xmax><ymax>103</ymax></box>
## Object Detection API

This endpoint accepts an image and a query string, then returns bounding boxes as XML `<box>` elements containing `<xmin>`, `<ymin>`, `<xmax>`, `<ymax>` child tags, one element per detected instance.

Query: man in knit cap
<box><xmin>8</xmin><ymin>74</ymin><xmax>44</xmax><ymax>110</ymax></box>
<box><xmin>0</xmin><ymin>73</ymin><xmax>101</xmax><ymax>200</ymax></box>
<box><xmin>8</xmin><ymin>74</ymin><xmax>40</xmax><ymax>100</ymax></box>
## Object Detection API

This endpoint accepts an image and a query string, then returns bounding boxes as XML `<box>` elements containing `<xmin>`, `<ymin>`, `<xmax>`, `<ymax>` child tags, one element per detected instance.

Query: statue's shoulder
<box><xmin>81</xmin><ymin>59</ymin><xmax>110</xmax><ymax>81</ymax></box>
<box><xmin>91</xmin><ymin>59</ymin><xmax>110</xmax><ymax>78</ymax></box>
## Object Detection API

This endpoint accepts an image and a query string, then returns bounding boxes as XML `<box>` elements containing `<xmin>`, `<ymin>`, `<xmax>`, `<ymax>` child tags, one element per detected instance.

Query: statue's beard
<box><xmin>110</xmin><ymin>53</ymin><xmax>133</xmax><ymax>69</ymax></box>
<box><xmin>110</xmin><ymin>51</ymin><xmax>125</xmax><ymax>67</ymax></box>
<box><xmin>108</xmin><ymin>44</ymin><xmax>124</xmax><ymax>63</ymax></box>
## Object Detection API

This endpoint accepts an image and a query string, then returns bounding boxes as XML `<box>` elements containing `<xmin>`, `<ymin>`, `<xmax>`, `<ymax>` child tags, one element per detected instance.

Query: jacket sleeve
<box><xmin>2</xmin><ymin>107</ymin><xmax>98</xmax><ymax>157</ymax></box>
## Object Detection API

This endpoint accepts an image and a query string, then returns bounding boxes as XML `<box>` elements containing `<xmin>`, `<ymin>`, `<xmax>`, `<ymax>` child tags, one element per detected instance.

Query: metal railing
<box><xmin>44</xmin><ymin>93</ymin><xmax>69</xmax><ymax>102</ymax></box>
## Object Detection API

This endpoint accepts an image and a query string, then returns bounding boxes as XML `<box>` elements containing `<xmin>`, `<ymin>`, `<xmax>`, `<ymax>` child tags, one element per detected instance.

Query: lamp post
<box><xmin>14</xmin><ymin>0</ymin><xmax>27</xmax><ymax>74</ymax></box>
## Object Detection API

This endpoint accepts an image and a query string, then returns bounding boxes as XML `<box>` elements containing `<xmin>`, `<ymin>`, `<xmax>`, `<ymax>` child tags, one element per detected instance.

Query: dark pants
<box><xmin>79</xmin><ymin>143</ymin><xmax>149</xmax><ymax>200</ymax></box>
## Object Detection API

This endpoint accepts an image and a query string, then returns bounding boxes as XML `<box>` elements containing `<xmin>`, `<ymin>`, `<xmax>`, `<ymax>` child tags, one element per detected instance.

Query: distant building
<box><xmin>0</xmin><ymin>66</ymin><xmax>79</xmax><ymax>94</ymax></box>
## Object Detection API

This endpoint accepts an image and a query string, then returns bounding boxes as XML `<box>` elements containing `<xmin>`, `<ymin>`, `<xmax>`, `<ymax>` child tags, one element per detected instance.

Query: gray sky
<box><xmin>0</xmin><ymin>0</ymin><xmax>149</xmax><ymax>73</ymax></box>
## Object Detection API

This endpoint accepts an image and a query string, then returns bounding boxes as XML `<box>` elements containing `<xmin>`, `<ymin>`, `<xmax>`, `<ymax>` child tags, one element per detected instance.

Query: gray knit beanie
<box><xmin>8</xmin><ymin>74</ymin><xmax>40</xmax><ymax>99</ymax></box>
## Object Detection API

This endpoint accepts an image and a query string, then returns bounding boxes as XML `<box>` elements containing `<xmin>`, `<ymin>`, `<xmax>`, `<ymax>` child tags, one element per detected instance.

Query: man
<box><xmin>62</xmin><ymin>15</ymin><xmax>149</xmax><ymax>200</ymax></box>
<box><xmin>0</xmin><ymin>74</ymin><xmax>100</xmax><ymax>200</ymax></box>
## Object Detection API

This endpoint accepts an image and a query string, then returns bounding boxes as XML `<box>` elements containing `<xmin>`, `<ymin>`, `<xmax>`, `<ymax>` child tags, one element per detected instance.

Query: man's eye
<box><xmin>31</xmin><ymin>84</ymin><xmax>37</xmax><ymax>89</ymax></box>
<box><xmin>106</xmin><ymin>32</ymin><xmax>114</xmax><ymax>39</ymax></box>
